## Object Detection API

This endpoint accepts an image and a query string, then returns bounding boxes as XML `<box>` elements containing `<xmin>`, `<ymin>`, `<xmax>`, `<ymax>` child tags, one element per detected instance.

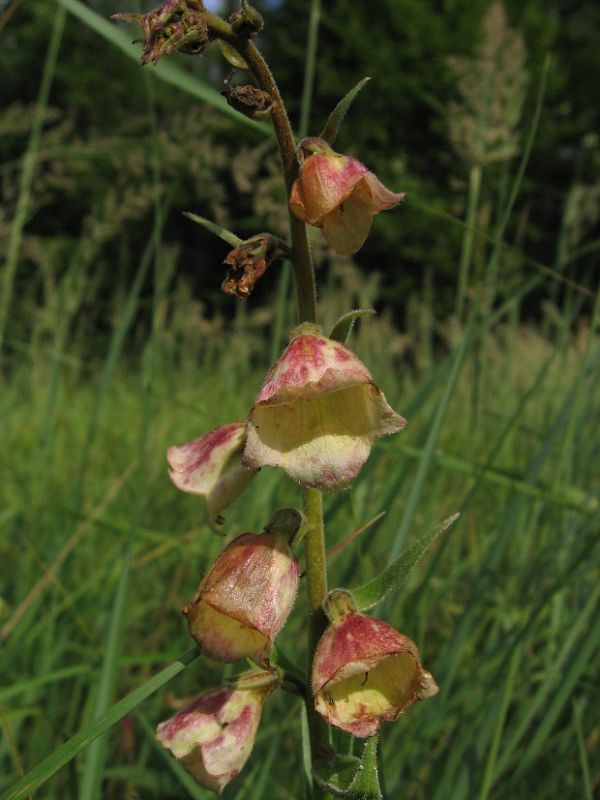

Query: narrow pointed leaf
<box><xmin>329</xmin><ymin>309</ymin><xmax>376</xmax><ymax>343</ymax></box>
<box><xmin>348</xmin><ymin>736</ymin><xmax>381</xmax><ymax>800</ymax></box>
<box><xmin>183</xmin><ymin>213</ymin><xmax>242</xmax><ymax>247</ymax></box>
<box><xmin>352</xmin><ymin>513</ymin><xmax>460</xmax><ymax>610</ymax></box>
<box><xmin>217</xmin><ymin>39</ymin><xmax>249</xmax><ymax>69</ymax></box>
<box><xmin>320</xmin><ymin>77</ymin><xmax>371</xmax><ymax>145</ymax></box>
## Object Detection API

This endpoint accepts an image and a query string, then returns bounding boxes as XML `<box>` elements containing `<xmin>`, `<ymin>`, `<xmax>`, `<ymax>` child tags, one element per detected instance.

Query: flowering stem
<box><xmin>206</xmin><ymin>14</ymin><xmax>330</xmax><ymax>786</ymax></box>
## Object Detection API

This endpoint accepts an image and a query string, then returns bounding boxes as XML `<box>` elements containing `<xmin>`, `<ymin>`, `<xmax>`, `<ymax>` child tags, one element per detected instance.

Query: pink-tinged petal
<box><xmin>184</xmin><ymin>531</ymin><xmax>300</xmax><ymax>668</ymax></box>
<box><xmin>243</xmin><ymin>334</ymin><xmax>406</xmax><ymax>491</ymax></box>
<box><xmin>312</xmin><ymin>607</ymin><xmax>438</xmax><ymax>738</ymax></box>
<box><xmin>256</xmin><ymin>334</ymin><xmax>372</xmax><ymax>406</ymax></box>
<box><xmin>167</xmin><ymin>423</ymin><xmax>256</xmax><ymax>527</ymax></box>
<box><xmin>320</xmin><ymin>192</ymin><xmax>375</xmax><ymax>256</ymax></box>
<box><xmin>157</xmin><ymin>678</ymin><xmax>275</xmax><ymax>794</ymax></box>
<box><xmin>359</xmin><ymin>172</ymin><xmax>406</xmax><ymax>212</ymax></box>
<box><xmin>290</xmin><ymin>153</ymin><xmax>369</xmax><ymax>224</ymax></box>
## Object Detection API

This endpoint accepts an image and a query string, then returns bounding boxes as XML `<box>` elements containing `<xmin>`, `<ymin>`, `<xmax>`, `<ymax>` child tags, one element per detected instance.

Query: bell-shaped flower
<box><xmin>183</xmin><ymin>511</ymin><xmax>301</xmax><ymax>668</ymax></box>
<box><xmin>243</xmin><ymin>330</ymin><xmax>406</xmax><ymax>491</ymax></box>
<box><xmin>167</xmin><ymin>422</ymin><xmax>256</xmax><ymax>529</ymax></box>
<box><xmin>290</xmin><ymin>137</ymin><xmax>404</xmax><ymax>255</ymax></box>
<box><xmin>312</xmin><ymin>590</ymin><xmax>438</xmax><ymax>738</ymax></box>
<box><xmin>156</xmin><ymin>671</ymin><xmax>278</xmax><ymax>795</ymax></box>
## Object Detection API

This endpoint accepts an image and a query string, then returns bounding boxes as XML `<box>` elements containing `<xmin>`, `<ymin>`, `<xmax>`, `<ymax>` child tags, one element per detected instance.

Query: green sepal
<box><xmin>320</xmin><ymin>77</ymin><xmax>371</xmax><ymax>145</ymax></box>
<box><xmin>352</xmin><ymin>513</ymin><xmax>460</xmax><ymax>610</ymax></box>
<box><xmin>183</xmin><ymin>212</ymin><xmax>242</xmax><ymax>247</ymax></box>
<box><xmin>217</xmin><ymin>39</ymin><xmax>249</xmax><ymax>69</ymax></box>
<box><xmin>313</xmin><ymin>736</ymin><xmax>381</xmax><ymax>799</ymax></box>
<box><xmin>329</xmin><ymin>308</ymin><xmax>376</xmax><ymax>343</ymax></box>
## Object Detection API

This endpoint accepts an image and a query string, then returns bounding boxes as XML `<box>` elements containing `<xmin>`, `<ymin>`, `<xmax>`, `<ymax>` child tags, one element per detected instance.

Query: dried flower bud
<box><xmin>290</xmin><ymin>137</ymin><xmax>404</xmax><ymax>255</ymax></box>
<box><xmin>312</xmin><ymin>590</ymin><xmax>438</xmax><ymax>738</ymax></box>
<box><xmin>222</xmin><ymin>82</ymin><xmax>274</xmax><ymax>120</ymax></box>
<box><xmin>229</xmin><ymin>0</ymin><xmax>264</xmax><ymax>38</ymax></box>
<box><xmin>167</xmin><ymin>422</ymin><xmax>256</xmax><ymax>529</ymax></box>
<box><xmin>112</xmin><ymin>1</ymin><xmax>210</xmax><ymax>65</ymax></box>
<box><xmin>156</xmin><ymin>671</ymin><xmax>278</xmax><ymax>794</ymax></box>
<box><xmin>243</xmin><ymin>329</ymin><xmax>406</xmax><ymax>490</ymax></box>
<box><xmin>221</xmin><ymin>234</ymin><xmax>282</xmax><ymax>299</ymax></box>
<box><xmin>184</xmin><ymin>521</ymin><xmax>300</xmax><ymax>668</ymax></box>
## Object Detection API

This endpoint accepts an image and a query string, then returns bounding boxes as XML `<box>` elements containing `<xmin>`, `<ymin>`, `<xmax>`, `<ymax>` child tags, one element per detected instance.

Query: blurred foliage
<box><xmin>1</xmin><ymin>0</ymin><xmax>599</xmax><ymax>339</ymax></box>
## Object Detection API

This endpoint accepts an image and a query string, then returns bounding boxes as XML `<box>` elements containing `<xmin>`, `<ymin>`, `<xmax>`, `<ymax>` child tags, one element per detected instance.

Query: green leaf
<box><xmin>313</xmin><ymin>737</ymin><xmax>381</xmax><ymax>799</ymax></box>
<box><xmin>217</xmin><ymin>39</ymin><xmax>249</xmax><ymax>69</ymax></box>
<box><xmin>55</xmin><ymin>0</ymin><xmax>269</xmax><ymax>134</ymax></box>
<box><xmin>2</xmin><ymin>649</ymin><xmax>200</xmax><ymax>800</ymax></box>
<box><xmin>352</xmin><ymin>513</ymin><xmax>460</xmax><ymax>610</ymax></box>
<box><xmin>182</xmin><ymin>212</ymin><xmax>242</xmax><ymax>247</ymax></box>
<box><xmin>313</xmin><ymin>754</ymin><xmax>361</xmax><ymax>796</ymax></box>
<box><xmin>347</xmin><ymin>736</ymin><xmax>381</xmax><ymax>800</ymax></box>
<box><xmin>329</xmin><ymin>309</ymin><xmax>376</xmax><ymax>343</ymax></box>
<box><xmin>320</xmin><ymin>77</ymin><xmax>371</xmax><ymax>145</ymax></box>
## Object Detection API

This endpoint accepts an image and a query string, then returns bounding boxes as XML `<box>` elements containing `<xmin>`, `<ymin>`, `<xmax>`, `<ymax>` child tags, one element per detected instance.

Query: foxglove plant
<box><xmin>114</xmin><ymin>2</ymin><xmax>457</xmax><ymax>795</ymax></box>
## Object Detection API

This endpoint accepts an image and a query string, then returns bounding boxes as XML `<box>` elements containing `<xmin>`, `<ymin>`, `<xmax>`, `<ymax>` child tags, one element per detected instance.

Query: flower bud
<box><xmin>229</xmin><ymin>0</ymin><xmax>264</xmax><ymax>38</ymax></box>
<box><xmin>243</xmin><ymin>330</ymin><xmax>406</xmax><ymax>491</ymax></box>
<box><xmin>184</xmin><ymin>520</ymin><xmax>300</xmax><ymax>668</ymax></box>
<box><xmin>312</xmin><ymin>590</ymin><xmax>438</xmax><ymax>738</ymax></box>
<box><xmin>290</xmin><ymin>137</ymin><xmax>404</xmax><ymax>255</ymax></box>
<box><xmin>167</xmin><ymin>422</ymin><xmax>256</xmax><ymax>529</ymax></box>
<box><xmin>222</xmin><ymin>83</ymin><xmax>274</xmax><ymax>121</ymax></box>
<box><xmin>221</xmin><ymin>234</ymin><xmax>281</xmax><ymax>299</ymax></box>
<box><xmin>112</xmin><ymin>1</ymin><xmax>210</xmax><ymax>65</ymax></box>
<box><xmin>156</xmin><ymin>671</ymin><xmax>277</xmax><ymax>794</ymax></box>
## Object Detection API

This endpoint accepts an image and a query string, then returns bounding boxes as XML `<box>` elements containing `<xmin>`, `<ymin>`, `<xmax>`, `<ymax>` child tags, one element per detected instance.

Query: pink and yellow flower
<box><xmin>184</xmin><ymin>522</ymin><xmax>300</xmax><ymax>668</ymax></box>
<box><xmin>156</xmin><ymin>672</ymin><xmax>277</xmax><ymax>794</ymax></box>
<box><xmin>243</xmin><ymin>331</ymin><xmax>406</xmax><ymax>491</ymax></box>
<box><xmin>167</xmin><ymin>422</ymin><xmax>256</xmax><ymax>528</ymax></box>
<box><xmin>312</xmin><ymin>590</ymin><xmax>438</xmax><ymax>738</ymax></box>
<box><xmin>290</xmin><ymin>137</ymin><xmax>404</xmax><ymax>255</ymax></box>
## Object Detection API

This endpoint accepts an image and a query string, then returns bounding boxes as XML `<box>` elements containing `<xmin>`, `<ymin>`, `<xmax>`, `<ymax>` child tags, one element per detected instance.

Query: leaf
<box><xmin>55</xmin><ymin>0</ymin><xmax>269</xmax><ymax>134</ymax></box>
<box><xmin>320</xmin><ymin>77</ymin><xmax>371</xmax><ymax>145</ymax></box>
<box><xmin>217</xmin><ymin>39</ymin><xmax>249</xmax><ymax>69</ymax></box>
<box><xmin>313</xmin><ymin>737</ymin><xmax>381</xmax><ymax>799</ymax></box>
<box><xmin>183</xmin><ymin>213</ymin><xmax>242</xmax><ymax>247</ymax></box>
<box><xmin>352</xmin><ymin>513</ymin><xmax>460</xmax><ymax>611</ymax></box>
<box><xmin>329</xmin><ymin>309</ymin><xmax>376</xmax><ymax>343</ymax></box>
<box><xmin>313</xmin><ymin>754</ymin><xmax>361</xmax><ymax>796</ymax></box>
<box><xmin>347</xmin><ymin>736</ymin><xmax>382</xmax><ymax>800</ymax></box>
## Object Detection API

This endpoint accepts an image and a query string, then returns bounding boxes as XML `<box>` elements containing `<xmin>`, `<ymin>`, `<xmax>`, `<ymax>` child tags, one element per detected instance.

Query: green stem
<box><xmin>302</xmin><ymin>487</ymin><xmax>331</xmax><ymax>763</ymax></box>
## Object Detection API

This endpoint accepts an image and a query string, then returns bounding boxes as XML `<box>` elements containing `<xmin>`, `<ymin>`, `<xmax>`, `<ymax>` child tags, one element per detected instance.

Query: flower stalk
<box><xmin>205</xmin><ymin>16</ymin><xmax>330</xmax><ymax>779</ymax></box>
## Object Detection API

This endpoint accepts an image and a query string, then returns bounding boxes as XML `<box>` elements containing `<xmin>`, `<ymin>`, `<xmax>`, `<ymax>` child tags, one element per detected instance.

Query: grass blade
<box><xmin>79</xmin><ymin>546</ymin><xmax>132</xmax><ymax>800</ymax></box>
<box><xmin>1</xmin><ymin>649</ymin><xmax>200</xmax><ymax>800</ymax></box>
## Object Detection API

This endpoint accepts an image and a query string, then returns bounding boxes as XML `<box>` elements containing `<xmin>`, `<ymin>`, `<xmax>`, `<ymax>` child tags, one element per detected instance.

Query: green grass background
<box><xmin>1</xmin><ymin>1</ymin><xmax>599</xmax><ymax>799</ymax></box>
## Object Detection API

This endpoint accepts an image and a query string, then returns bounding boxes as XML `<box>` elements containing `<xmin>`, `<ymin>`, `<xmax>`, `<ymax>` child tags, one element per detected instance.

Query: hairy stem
<box><xmin>205</xmin><ymin>12</ymin><xmax>317</xmax><ymax>323</ymax></box>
